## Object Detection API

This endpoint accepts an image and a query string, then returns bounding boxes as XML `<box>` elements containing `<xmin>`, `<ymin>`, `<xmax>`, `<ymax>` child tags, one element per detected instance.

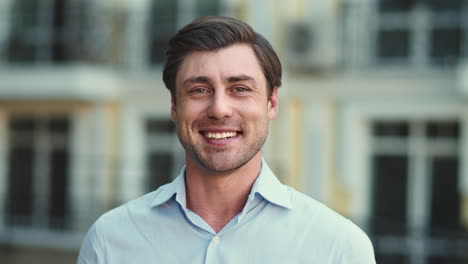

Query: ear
<box><xmin>170</xmin><ymin>96</ymin><xmax>177</xmax><ymax>121</ymax></box>
<box><xmin>268</xmin><ymin>86</ymin><xmax>279</xmax><ymax>120</ymax></box>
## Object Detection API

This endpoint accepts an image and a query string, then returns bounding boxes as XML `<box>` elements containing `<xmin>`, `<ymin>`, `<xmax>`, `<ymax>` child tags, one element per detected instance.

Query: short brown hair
<box><xmin>162</xmin><ymin>16</ymin><xmax>282</xmax><ymax>99</ymax></box>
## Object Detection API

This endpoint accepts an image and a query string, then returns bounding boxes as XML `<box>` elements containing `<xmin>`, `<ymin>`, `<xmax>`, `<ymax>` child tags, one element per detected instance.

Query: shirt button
<box><xmin>212</xmin><ymin>236</ymin><xmax>220</xmax><ymax>244</ymax></box>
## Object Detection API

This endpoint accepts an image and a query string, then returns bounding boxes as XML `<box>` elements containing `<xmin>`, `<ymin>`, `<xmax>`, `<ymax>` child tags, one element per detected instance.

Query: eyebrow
<box><xmin>182</xmin><ymin>74</ymin><xmax>256</xmax><ymax>87</ymax></box>
<box><xmin>227</xmin><ymin>75</ymin><xmax>256</xmax><ymax>84</ymax></box>
<box><xmin>183</xmin><ymin>76</ymin><xmax>211</xmax><ymax>87</ymax></box>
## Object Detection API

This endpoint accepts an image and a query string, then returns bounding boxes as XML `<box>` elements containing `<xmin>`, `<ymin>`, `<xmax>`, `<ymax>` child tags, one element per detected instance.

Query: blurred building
<box><xmin>0</xmin><ymin>0</ymin><xmax>467</xmax><ymax>263</ymax></box>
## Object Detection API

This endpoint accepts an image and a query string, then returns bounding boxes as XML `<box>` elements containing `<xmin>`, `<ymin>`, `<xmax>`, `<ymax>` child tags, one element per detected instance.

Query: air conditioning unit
<box><xmin>285</xmin><ymin>20</ymin><xmax>337</xmax><ymax>72</ymax></box>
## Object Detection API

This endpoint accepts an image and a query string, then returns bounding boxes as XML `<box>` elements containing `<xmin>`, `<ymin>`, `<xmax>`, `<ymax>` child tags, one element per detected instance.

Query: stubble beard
<box><xmin>177</xmin><ymin>122</ymin><xmax>269</xmax><ymax>176</ymax></box>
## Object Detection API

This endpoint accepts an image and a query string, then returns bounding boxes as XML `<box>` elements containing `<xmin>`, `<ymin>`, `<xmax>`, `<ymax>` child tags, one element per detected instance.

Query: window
<box><xmin>377</xmin><ymin>29</ymin><xmax>410</xmax><ymax>59</ymax></box>
<box><xmin>145</xmin><ymin>119</ymin><xmax>177</xmax><ymax>192</ymax></box>
<box><xmin>375</xmin><ymin>0</ymin><xmax>466</xmax><ymax>66</ymax></box>
<box><xmin>148</xmin><ymin>0</ymin><xmax>178</xmax><ymax>65</ymax></box>
<box><xmin>372</xmin><ymin>154</ymin><xmax>409</xmax><ymax>236</ymax></box>
<box><xmin>370</xmin><ymin>120</ymin><xmax>467</xmax><ymax>264</ymax></box>
<box><xmin>379</xmin><ymin>0</ymin><xmax>414</xmax><ymax>12</ymax></box>
<box><xmin>147</xmin><ymin>0</ymin><xmax>221</xmax><ymax>65</ymax></box>
<box><xmin>6</xmin><ymin>115</ymin><xmax>71</xmax><ymax>230</ymax></box>
<box><xmin>7</xmin><ymin>0</ymin><xmax>96</xmax><ymax>63</ymax></box>
<box><xmin>430</xmin><ymin>26</ymin><xmax>462</xmax><ymax>65</ymax></box>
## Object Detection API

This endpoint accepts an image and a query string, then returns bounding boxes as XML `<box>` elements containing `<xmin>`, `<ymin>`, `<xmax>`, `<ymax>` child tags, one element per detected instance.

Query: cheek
<box><xmin>238</xmin><ymin>103</ymin><xmax>269</xmax><ymax>123</ymax></box>
<box><xmin>177</xmin><ymin>101</ymin><xmax>207</xmax><ymax>124</ymax></box>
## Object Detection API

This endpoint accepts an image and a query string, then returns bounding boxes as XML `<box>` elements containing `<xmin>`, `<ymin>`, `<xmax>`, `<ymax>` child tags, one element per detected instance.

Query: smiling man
<box><xmin>78</xmin><ymin>16</ymin><xmax>375</xmax><ymax>263</ymax></box>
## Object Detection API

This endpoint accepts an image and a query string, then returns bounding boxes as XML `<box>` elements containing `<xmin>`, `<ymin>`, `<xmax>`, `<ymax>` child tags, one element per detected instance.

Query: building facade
<box><xmin>0</xmin><ymin>0</ymin><xmax>467</xmax><ymax>263</ymax></box>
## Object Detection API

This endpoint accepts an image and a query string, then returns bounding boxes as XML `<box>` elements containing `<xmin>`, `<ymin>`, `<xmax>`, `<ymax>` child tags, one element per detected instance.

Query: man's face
<box><xmin>172</xmin><ymin>44</ymin><xmax>279</xmax><ymax>175</ymax></box>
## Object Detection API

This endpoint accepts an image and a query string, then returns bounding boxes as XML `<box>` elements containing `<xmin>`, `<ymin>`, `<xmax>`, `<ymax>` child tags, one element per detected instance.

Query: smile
<box><xmin>205</xmin><ymin>131</ymin><xmax>238</xmax><ymax>139</ymax></box>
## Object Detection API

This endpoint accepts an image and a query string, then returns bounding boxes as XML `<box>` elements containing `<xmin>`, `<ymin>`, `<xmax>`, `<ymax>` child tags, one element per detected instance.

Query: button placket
<box><xmin>205</xmin><ymin>235</ymin><xmax>222</xmax><ymax>264</ymax></box>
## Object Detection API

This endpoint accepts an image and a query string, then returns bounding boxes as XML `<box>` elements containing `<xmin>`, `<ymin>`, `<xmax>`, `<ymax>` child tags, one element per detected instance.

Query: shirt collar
<box><xmin>150</xmin><ymin>159</ymin><xmax>292</xmax><ymax>209</ymax></box>
<box><xmin>150</xmin><ymin>166</ymin><xmax>186</xmax><ymax>208</ymax></box>
<box><xmin>250</xmin><ymin>159</ymin><xmax>292</xmax><ymax>209</ymax></box>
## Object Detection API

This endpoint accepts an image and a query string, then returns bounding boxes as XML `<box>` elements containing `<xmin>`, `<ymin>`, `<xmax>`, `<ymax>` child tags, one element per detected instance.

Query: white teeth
<box><xmin>206</xmin><ymin>132</ymin><xmax>237</xmax><ymax>139</ymax></box>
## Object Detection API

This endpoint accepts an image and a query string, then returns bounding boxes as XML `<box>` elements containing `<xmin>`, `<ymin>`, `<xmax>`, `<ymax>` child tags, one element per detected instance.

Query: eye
<box><xmin>189</xmin><ymin>87</ymin><xmax>211</xmax><ymax>95</ymax></box>
<box><xmin>232</xmin><ymin>86</ymin><xmax>249</xmax><ymax>93</ymax></box>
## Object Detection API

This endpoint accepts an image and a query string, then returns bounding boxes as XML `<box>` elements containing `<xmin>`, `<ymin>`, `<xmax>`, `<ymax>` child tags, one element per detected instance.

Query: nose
<box><xmin>207</xmin><ymin>91</ymin><xmax>233</xmax><ymax>120</ymax></box>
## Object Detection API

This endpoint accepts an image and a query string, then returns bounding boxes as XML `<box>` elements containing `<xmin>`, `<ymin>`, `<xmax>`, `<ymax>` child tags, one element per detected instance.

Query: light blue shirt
<box><xmin>78</xmin><ymin>161</ymin><xmax>375</xmax><ymax>263</ymax></box>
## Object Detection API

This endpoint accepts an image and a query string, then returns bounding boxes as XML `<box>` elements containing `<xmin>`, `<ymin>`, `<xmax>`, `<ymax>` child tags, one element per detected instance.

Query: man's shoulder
<box><xmin>96</xmin><ymin>183</ymin><xmax>171</xmax><ymax>226</ymax></box>
<box><xmin>78</xmin><ymin>184</ymin><xmax>176</xmax><ymax>263</ymax></box>
<box><xmin>285</xmin><ymin>186</ymin><xmax>347</xmax><ymax>224</ymax></box>
<box><xmin>283</xmin><ymin>186</ymin><xmax>375</xmax><ymax>262</ymax></box>
<box><xmin>284</xmin><ymin>186</ymin><xmax>370</xmax><ymax>239</ymax></box>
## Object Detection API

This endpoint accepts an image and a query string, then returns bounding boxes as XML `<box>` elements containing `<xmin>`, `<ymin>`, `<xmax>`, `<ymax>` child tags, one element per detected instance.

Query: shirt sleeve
<box><xmin>77</xmin><ymin>221</ymin><xmax>105</xmax><ymax>264</ymax></box>
<box><xmin>340</xmin><ymin>220</ymin><xmax>376</xmax><ymax>264</ymax></box>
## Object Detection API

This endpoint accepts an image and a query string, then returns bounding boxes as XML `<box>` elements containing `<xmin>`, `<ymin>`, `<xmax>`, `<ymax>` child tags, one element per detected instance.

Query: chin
<box><xmin>202</xmin><ymin>161</ymin><xmax>243</xmax><ymax>175</ymax></box>
<box><xmin>197</xmin><ymin>155</ymin><xmax>252</xmax><ymax>175</ymax></box>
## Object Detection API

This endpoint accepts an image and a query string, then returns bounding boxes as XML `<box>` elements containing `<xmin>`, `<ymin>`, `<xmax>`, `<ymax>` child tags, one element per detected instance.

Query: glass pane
<box><xmin>428</xmin><ymin>256</ymin><xmax>468</xmax><ymax>264</ymax></box>
<box><xmin>12</xmin><ymin>0</ymin><xmax>39</xmax><ymax>29</ymax></box>
<box><xmin>8</xmin><ymin>0</ymin><xmax>83</xmax><ymax>63</ymax></box>
<box><xmin>6</xmin><ymin>41</ymin><xmax>36</xmax><ymax>62</ymax></box>
<box><xmin>379</xmin><ymin>0</ymin><xmax>465</xmax><ymax>12</ymax></box>
<box><xmin>49</xmin><ymin>149</ymin><xmax>70</xmax><ymax>230</ymax></box>
<box><xmin>10</xmin><ymin>116</ymin><xmax>36</xmax><ymax>132</ymax></box>
<box><xmin>426</xmin><ymin>121</ymin><xmax>459</xmax><ymax>139</ymax></box>
<box><xmin>52</xmin><ymin>0</ymin><xmax>66</xmax><ymax>29</ymax></box>
<box><xmin>9</xmin><ymin>117</ymin><xmax>35</xmax><ymax>148</ymax></box>
<box><xmin>146</xmin><ymin>119</ymin><xmax>175</xmax><ymax>134</ymax></box>
<box><xmin>288</xmin><ymin>22</ymin><xmax>312</xmax><ymax>55</ymax></box>
<box><xmin>48</xmin><ymin>116</ymin><xmax>70</xmax><ymax>133</ymax></box>
<box><xmin>8</xmin><ymin>0</ymin><xmax>39</xmax><ymax>62</ymax></box>
<box><xmin>377</xmin><ymin>30</ymin><xmax>410</xmax><ymax>59</ymax></box>
<box><xmin>375</xmin><ymin>255</ymin><xmax>409</xmax><ymax>264</ymax></box>
<box><xmin>430</xmin><ymin>27</ymin><xmax>462</xmax><ymax>65</ymax></box>
<box><xmin>196</xmin><ymin>0</ymin><xmax>220</xmax><ymax>17</ymax></box>
<box><xmin>371</xmin><ymin>155</ymin><xmax>408</xmax><ymax>235</ymax></box>
<box><xmin>149</xmin><ymin>0</ymin><xmax>178</xmax><ymax>64</ymax></box>
<box><xmin>429</xmin><ymin>157</ymin><xmax>460</xmax><ymax>237</ymax></box>
<box><xmin>426</xmin><ymin>0</ymin><xmax>464</xmax><ymax>11</ymax></box>
<box><xmin>6</xmin><ymin>147</ymin><xmax>35</xmax><ymax>227</ymax></box>
<box><xmin>379</xmin><ymin>0</ymin><xmax>416</xmax><ymax>12</ymax></box>
<box><xmin>68</xmin><ymin>1</ymin><xmax>93</xmax><ymax>61</ymax></box>
<box><xmin>373</xmin><ymin>121</ymin><xmax>409</xmax><ymax>137</ymax></box>
<box><xmin>51</xmin><ymin>0</ymin><xmax>69</xmax><ymax>62</ymax></box>
<box><xmin>147</xmin><ymin>152</ymin><xmax>173</xmax><ymax>192</ymax></box>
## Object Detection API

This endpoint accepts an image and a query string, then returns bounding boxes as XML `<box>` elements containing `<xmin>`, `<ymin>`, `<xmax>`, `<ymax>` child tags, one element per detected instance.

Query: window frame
<box><xmin>5</xmin><ymin>114</ymin><xmax>71</xmax><ymax>230</ymax></box>
<box><xmin>341</xmin><ymin>100</ymin><xmax>468</xmax><ymax>263</ymax></box>
<box><xmin>0</xmin><ymin>105</ymin><xmax>92</xmax><ymax>249</ymax></box>
<box><xmin>125</xmin><ymin>0</ymin><xmax>225</xmax><ymax>70</ymax></box>
<box><xmin>342</xmin><ymin>0</ymin><xmax>468</xmax><ymax>69</ymax></box>
<box><xmin>375</xmin><ymin>1</ymin><xmax>467</xmax><ymax>67</ymax></box>
<box><xmin>144</xmin><ymin>117</ymin><xmax>179</xmax><ymax>192</ymax></box>
<box><xmin>4</xmin><ymin>0</ymin><xmax>102</xmax><ymax>64</ymax></box>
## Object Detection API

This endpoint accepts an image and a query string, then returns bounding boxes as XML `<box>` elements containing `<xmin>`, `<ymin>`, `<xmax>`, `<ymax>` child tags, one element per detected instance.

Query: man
<box><xmin>78</xmin><ymin>16</ymin><xmax>375</xmax><ymax>263</ymax></box>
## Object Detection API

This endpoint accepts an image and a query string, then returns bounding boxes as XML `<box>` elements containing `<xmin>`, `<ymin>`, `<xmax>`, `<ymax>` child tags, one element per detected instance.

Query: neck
<box><xmin>184</xmin><ymin>153</ymin><xmax>262</xmax><ymax>233</ymax></box>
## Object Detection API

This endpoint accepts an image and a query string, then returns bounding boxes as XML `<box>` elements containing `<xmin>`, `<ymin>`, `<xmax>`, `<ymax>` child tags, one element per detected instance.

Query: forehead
<box><xmin>175</xmin><ymin>44</ymin><xmax>266</xmax><ymax>87</ymax></box>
